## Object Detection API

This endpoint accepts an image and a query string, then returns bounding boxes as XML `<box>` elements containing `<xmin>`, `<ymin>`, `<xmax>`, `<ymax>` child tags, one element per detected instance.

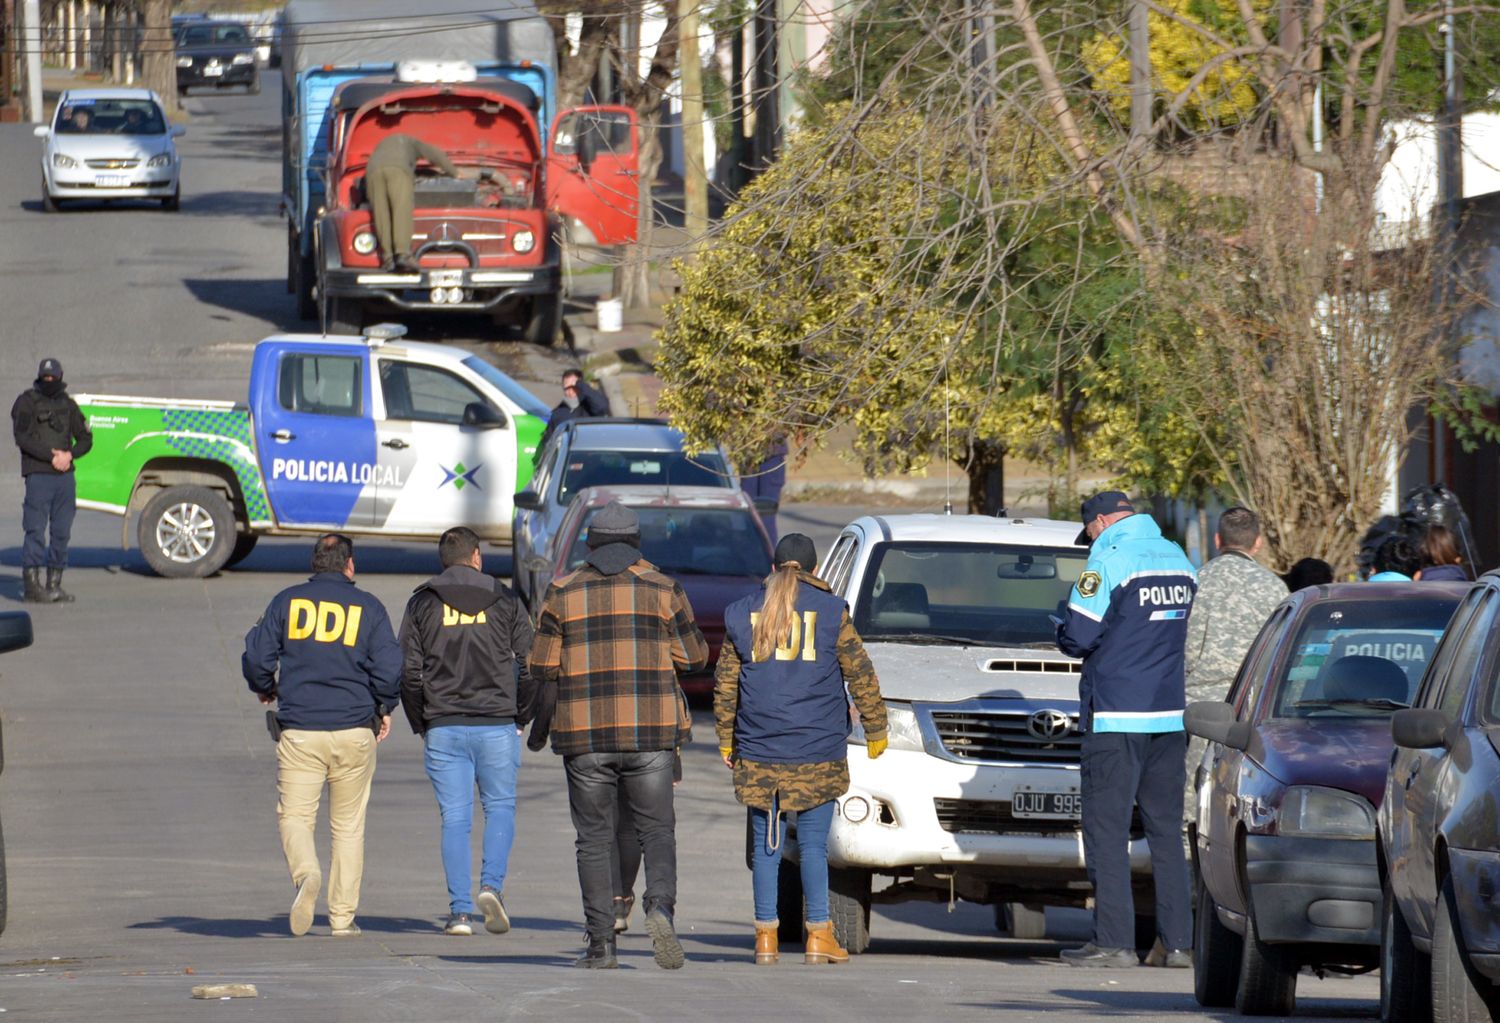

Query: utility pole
<box><xmin>1128</xmin><ymin>0</ymin><xmax>1151</xmax><ymax>139</ymax></box>
<box><xmin>22</xmin><ymin>0</ymin><xmax>41</xmax><ymax>123</ymax></box>
<box><xmin>1436</xmin><ymin>14</ymin><xmax>1463</xmax><ymax>278</ymax></box>
<box><xmin>679</xmin><ymin>0</ymin><xmax>707</xmax><ymax>238</ymax></box>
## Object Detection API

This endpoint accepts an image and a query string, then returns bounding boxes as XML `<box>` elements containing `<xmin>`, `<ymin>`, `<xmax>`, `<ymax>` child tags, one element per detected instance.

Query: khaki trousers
<box><xmin>277</xmin><ymin>727</ymin><xmax>377</xmax><ymax>930</ymax></box>
<box><xmin>367</xmin><ymin>165</ymin><xmax>415</xmax><ymax>259</ymax></box>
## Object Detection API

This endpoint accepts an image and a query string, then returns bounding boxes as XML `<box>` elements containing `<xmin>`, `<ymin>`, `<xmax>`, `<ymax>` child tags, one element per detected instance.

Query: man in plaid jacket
<box><xmin>528</xmin><ymin>500</ymin><xmax>708</xmax><ymax>970</ymax></box>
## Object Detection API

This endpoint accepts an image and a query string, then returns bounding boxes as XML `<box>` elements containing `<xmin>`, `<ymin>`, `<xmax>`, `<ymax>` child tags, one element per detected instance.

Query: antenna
<box><xmin>943</xmin><ymin>355</ymin><xmax>953</xmax><ymax>516</ymax></box>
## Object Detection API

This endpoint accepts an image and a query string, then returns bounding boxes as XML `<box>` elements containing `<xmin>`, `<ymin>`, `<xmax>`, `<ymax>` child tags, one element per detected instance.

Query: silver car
<box><xmin>35</xmin><ymin>89</ymin><xmax>184</xmax><ymax>212</ymax></box>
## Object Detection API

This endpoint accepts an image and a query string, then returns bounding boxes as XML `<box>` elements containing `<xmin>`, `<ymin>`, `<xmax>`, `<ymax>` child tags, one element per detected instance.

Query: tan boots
<box><xmin>754</xmin><ymin>921</ymin><xmax>780</xmax><ymax>965</ymax></box>
<box><xmin>804</xmin><ymin>921</ymin><xmax>850</xmax><ymax>965</ymax></box>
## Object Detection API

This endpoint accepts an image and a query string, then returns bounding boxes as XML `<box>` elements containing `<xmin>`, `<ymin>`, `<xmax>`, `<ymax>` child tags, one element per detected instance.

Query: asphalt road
<box><xmin>0</xmin><ymin>80</ymin><xmax>1382</xmax><ymax>1020</ymax></box>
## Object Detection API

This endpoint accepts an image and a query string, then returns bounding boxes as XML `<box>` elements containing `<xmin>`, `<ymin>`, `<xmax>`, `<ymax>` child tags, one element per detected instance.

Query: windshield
<box><xmin>853</xmin><ymin>542</ymin><xmax>1089</xmax><ymax>647</ymax></box>
<box><xmin>56</xmin><ymin>98</ymin><xmax>166</xmax><ymax>136</ymax></box>
<box><xmin>460</xmin><ymin>356</ymin><xmax>550</xmax><ymax>418</ymax></box>
<box><xmin>568</xmin><ymin>506</ymin><xmax>771</xmax><ymax>578</ymax></box>
<box><xmin>559</xmin><ymin>450</ymin><xmax>732</xmax><ymax>504</ymax></box>
<box><xmin>179</xmin><ymin>24</ymin><xmax>250</xmax><ymax>46</ymax></box>
<box><xmin>1270</xmin><ymin>599</ymin><xmax>1457</xmax><ymax>718</ymax></box>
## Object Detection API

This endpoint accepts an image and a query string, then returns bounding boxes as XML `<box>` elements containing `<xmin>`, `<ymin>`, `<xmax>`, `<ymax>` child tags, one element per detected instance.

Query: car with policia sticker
<box><xmin>71</xmin><ymin>324</ymin><xmax>550</xmax><ymax>577</ymax></box>
<box><xmin>769</xmin><ymin>512</ymin><xmax>1169</xmax><ymax>955</ymax></box>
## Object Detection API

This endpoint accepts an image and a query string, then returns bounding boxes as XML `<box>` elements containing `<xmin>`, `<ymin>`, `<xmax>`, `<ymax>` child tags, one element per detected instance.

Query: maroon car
<box><xmin>1185</xmin><ymin>582</ymin><xmax>1464</xmax><ymax>1016</ymax></box>
<box><xmin>541</xmin><ymin>484</ymin><xmax>774</xmax><ymax>696</ymax></box>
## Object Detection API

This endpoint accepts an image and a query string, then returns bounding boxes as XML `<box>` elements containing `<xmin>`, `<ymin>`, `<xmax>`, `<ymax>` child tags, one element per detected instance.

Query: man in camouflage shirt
<box><xmin>1183</xmin><ymin>507</ymin><xmax>1288</xmax><ymax>821</ymax></box>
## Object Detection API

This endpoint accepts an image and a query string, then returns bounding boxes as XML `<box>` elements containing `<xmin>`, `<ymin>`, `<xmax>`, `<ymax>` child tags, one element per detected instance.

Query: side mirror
<box><xmin>0</xmin><ymin>612</ymin><xmax>34</xmax><ymax>654</ymax></box>
<box><xmin>33</xmin><ymin>125</ymin><xmax>50</xmax><ymax>138</ymax></box>
<box><xmin>1184</xmin><ymin>701</ymin><xmax>1252</xmax><ymax>752</ymax></box>
<box><xmin>514</xmin><ymin>490</ymin><xmax>543</xmax><ymax>512</ymax></box>
<box><xmin>1392</xmin><ymin>708</ymin><xmax>1450</xmax><ymax>750</ymax></box>
<box><xmin>752</xmin><ymin>497</ymin><xmax>779</xmax><ymax>517</ymax></box>
<box><xmin>170</xmin><ymin>125</ymin><xmax>187</xmax><ymax>138</ymax></box>
<box><xmin>462</xmin><ymin>402</ymin><xmax>507</xmax><ymax>429</ymax></box>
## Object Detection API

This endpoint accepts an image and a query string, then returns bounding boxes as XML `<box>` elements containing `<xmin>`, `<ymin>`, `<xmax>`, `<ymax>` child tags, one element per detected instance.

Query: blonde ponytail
<box><xmin>752</xmin><ymin>562</ymin><xmax>803</xmax><ymax>662</ymax></box>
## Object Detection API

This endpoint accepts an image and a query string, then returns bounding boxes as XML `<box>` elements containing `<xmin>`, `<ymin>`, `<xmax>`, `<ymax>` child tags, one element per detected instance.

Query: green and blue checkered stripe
<box><xmin>162</xmin><ymin>408</ymin><xmax>271</xmax><ymax>522</ymax></box>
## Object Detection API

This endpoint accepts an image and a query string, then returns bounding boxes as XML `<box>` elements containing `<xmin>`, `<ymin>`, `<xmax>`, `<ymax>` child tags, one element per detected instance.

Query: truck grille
<box><xmin>933</xmin><ymin>798</ymin><xmax>1143</xmax><ymax>839</ymax></box>
<box><xmin>929</xmin><ymin>710</ymin><xmax>1081</xmax><ymax>764</ymax></box>
<box><xmin>411</xmin><ymin>216</ymin><xmax>526</xmax><ymax>259</ymax></box>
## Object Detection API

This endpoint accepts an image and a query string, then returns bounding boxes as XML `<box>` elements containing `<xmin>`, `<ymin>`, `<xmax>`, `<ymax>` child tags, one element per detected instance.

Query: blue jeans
<box><xmin>749</xmin><ymin>800</ymin><xmax>835</xmax><ymax>925</ymax></box>
<box><xmin>423</xmin><ymin>725</ymin><xmax>521</xmax><ymax>914</ymax></box>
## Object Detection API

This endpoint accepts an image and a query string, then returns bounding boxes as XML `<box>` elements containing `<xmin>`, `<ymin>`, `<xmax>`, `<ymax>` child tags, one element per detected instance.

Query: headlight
<box><xmin>176</xmin><ymin>56</ymin><xmax>193</xmax><ymax>68</ymax></box>
<box><xmin>52</xmin><ymin>153</ymin><xmax>77</xmax><ymax>169</ymax></box>
<box><xmin>512</xmin><ymin>229</ymin><xmax>535</xmax><ymax>253</ymax></box>
<box><xmin>147</xmin><ymin>153</ymin><xmax>171</xmax><ymax>168</ymax></box>
<box><xmin>1277</xmin><ymin>786</ymin><xmax>1376</xmax><ymax>840</ymax></box>
<box><xmin>233</xmin><ymin>52</ymin><xmax>255</xmax><ymax>65</ymax></box>
<box><xmin>850</xmin><ymin>701</ymin><xmax>924</xmax><ymax>752</ymax></box>
<box><xmin>352</xmin><ymin>231</ymin><xmax>377</xmax><ymax>256</ymax></box>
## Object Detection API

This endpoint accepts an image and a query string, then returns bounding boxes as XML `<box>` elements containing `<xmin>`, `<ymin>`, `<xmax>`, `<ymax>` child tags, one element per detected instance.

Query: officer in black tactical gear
<box><xmin>12</xmin><ymin>358</ymin><xmax>91</xmax><ymax>603</ymax></box>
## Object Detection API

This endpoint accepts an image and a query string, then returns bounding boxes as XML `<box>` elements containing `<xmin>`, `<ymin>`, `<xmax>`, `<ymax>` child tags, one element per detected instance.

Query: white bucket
<box><xmin>597</xmin><ymin>297</ymin><xmax>623</xmax><ymax>333</ymax></box>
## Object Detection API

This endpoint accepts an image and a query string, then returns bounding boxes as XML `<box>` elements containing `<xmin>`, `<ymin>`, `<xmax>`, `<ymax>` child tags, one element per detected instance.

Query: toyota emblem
<box><xmin>1027</xmin><ymin>709</ymin><xmax>1072</xmax><ymax>741</ymax></box>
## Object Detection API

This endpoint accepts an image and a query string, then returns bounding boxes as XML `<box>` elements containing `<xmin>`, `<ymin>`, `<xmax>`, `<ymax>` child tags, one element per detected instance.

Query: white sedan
<box><xmin>35</xmin><ymin>88</ymin><xmax>184</xmax><ymax>212</ymax></box>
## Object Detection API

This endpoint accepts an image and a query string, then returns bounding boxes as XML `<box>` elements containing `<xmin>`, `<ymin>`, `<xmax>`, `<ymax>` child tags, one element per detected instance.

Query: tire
<box><xmin>247</xmin><ymin>76</ymin><xmax>260</xmax><ymax>96</ymax></box>
<box><xmin>523</xmin><ymin>293</ymin><xmax>562</xmax><ymax>346</ymax></box>
<box><xmin>1382</xmin><ymin>882</ymin><xmax>1433</xmax><ymax>1023</ymax></box>
<box><xmin>1433</xmin><ymin>876</ymin><xmax>1497</xmax><ymax>1023</ymax></box>
<box><xmin>322</xmin><ymin>295</ymin><xmax>362</xmax><ymax>336</ymax></box>
<box><xmin>1236</xmin><ymin>895</ymin><xmax>1298</xmax><ymax>1016</ymax></box>
<box><xmin>828</xmin><ymin>866</ymin><xmax>872</xmax><ymax>954</ymax></box>
<box><xmin>995</xmin><ymin>902</ymin><xmax>1047</xmax><ymax>940</ymax></box>
<box><xmin>161</xmin><ymin>188</ymin><xmax>180</xmax><ymax>212</ymax></box>
<box><xmin>41</xmin><ymin>182</ymin><xmax>58</xmax><ymax>213</ymax></box>
<box><xmin>138</xmin><ymin>486</ymin><xmax>236</xmax><ymax>578</ymax></box>
<box><xmin>290</xmin><ymin>227</ymin><xmax>316</xmax><ymax>319</ymax></box>
<box><xmin>224</xmin><ymin>533</ymin><xmax>258</xmax><ymax>569</ymax></box>
<box><xmin>1193</xmin><ymin>870</ymin><xmax>1243</xmax><ymax>1008</ymax></box>
<box><xmin>776</xmin><ymin>857</ymin><xmax>804</xmax><ymax>944</ymax></box>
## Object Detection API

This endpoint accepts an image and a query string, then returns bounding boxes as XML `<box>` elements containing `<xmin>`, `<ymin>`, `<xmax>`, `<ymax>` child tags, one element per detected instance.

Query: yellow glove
<box><xmin>867</xmin><ymin>737</ymin><xmax>888</xmax><ymax>759</ymax></box>
<box><xmin>720</xmin><ymin>746</ymin><xmax>734</xmax><ymax>767</ymax></box>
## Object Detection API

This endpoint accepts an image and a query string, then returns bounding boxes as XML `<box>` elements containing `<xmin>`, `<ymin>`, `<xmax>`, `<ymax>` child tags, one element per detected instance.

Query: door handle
<box><xmin>381</xmin><ymin>438</ymin><xmax>409</xmax><ymax>450</ymax></box>
<box><xmin>270</xmin><ymin>429</ymin><xmax>295</xmax><ymax>442</ymax></box>
<box><xmin>1403</xmin><ymin>763</ymin><xmax>1421</xmax><ymax>790</ymax></box>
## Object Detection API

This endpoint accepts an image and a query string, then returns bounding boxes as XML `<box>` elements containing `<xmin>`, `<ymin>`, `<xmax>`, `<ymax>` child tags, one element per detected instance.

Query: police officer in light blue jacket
<box><xmin>1056</xmin><ymin>492</ymin><xmax>1196</xmax><ymax>969</ymax></box>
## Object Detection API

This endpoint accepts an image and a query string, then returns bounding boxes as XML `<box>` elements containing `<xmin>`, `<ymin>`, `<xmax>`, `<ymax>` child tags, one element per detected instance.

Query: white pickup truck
<box><xmin>777</xmin><ymin>513</ymin><xmax>1158</xmax><ymax>952</ymax></box>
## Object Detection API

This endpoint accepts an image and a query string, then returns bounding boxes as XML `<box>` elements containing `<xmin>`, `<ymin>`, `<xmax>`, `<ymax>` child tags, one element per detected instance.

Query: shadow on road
<box><xmin>183</xmin><ymin>277</ymin><xmax>302</xmax><ymax>331</ymax></box>
<box><xmin>127</xmin><ymin>914</ymin><xmax>438</xmax><ymax>938</ymax></box>
<box><xmin>0</xmin><ymin>544</ymin><xmax>513</xmax><ymax>584</ymax></box>
<box><xmin>176</xmin><ymin>190</ymin><xmax>280</xmax><ymax>219</ymax></box>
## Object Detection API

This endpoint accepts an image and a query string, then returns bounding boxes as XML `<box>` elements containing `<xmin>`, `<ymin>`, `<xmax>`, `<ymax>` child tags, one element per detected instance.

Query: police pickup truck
<box><xmin>74</xmin><ymin>326</ymin><xmax>549</xmax><ymax>577</ymax></box>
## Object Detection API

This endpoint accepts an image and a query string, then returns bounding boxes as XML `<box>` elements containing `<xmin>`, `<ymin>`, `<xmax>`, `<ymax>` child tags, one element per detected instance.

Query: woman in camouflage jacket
<box><xmin>714</xmin><ymin>533</ymin><xmax>887</xmax><ymax>967</ymax></box>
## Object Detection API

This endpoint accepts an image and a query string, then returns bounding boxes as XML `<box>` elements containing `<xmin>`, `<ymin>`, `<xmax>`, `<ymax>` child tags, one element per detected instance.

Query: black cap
<box><xmin>585</xmin><ymin>500</ymin><xmax>640</xmax><ymax>548</ymax></box>
<box><xmin>773</xmin><ymin>533</ymin><xmax>818</xmax><ymax>571</ymax></box>
<box><xmin>1076</xmin><ymin>491</ymin><xmax>1135</xmax><ymax>545</ymax></box>
<box><xmin>38</xmin><ymin>358</ymin><xmax>62</xmax><ymax>379</ymax></box>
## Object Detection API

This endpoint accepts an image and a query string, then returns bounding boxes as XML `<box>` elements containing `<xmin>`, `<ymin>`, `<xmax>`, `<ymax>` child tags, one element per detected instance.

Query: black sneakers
<box><xmin>574</xmin><ymin>935</ymin><xmax>618</xmax><ymax>969</ymax></box>
<box><xmin>613</xmin><ymin>894</ymin><xmax>634</xmax><ymax>933</ymax></box>
<box><xmin>645</xmin><ymin>906</ymin><xmax>685</xmax><ymax>970</ymax></box>
<box><xmin>477</xmin><ymin>887</ymin><xmax>510</xmax><ymax>935</ymax></box>
<box><xmin>1060</xmin><ymin>943</ymin><xmax>1138</xmax><ymax>968</ymax></box>
<box><xmin>444</xmin><ymin>913</ymin><xmax>474</xmax><ymax>936</ymax></box>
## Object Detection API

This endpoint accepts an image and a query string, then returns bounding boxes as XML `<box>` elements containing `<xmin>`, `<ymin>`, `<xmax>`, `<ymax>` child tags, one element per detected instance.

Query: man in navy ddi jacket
<box><xmin>243</xmin><ymin>534</ymin><xmax>402</xmax><ymax>937</ymax></box>
<box><xmin>1056</xmin><ymin>492</ymin><xmax>1196</xmax><ymax>968</ymax></box>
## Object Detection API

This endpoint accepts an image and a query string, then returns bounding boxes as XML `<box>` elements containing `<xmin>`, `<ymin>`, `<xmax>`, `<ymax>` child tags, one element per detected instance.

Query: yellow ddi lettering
<box><xmin>750</xmin><ymin>610</ymin><xmax>818</xmax><ymax>662</ymax></box>
<box><xmin>287</xmin><ymin>599</ymin><xmax>362</xmax><ymax>646</ymax></box>
<box><xmin>442</xmin><ymin>605</ymin><xmax>487</xmax><ymax>627</ymax></box>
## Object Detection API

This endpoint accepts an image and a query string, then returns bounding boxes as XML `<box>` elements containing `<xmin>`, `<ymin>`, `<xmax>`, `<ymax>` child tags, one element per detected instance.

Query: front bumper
<box><xmin>323</xmin><ymin>264</ymin><xmax>559</xmax><ymax>312</ymax></box>
<box><xmin>46</xmin><ymin>170</ymin><xmax>176</xmax><ymax>200</ymax></box>
<box><xmin>177</xmin><ymin>65</ymin><xmax>256</xmax><ymax>88</ymax></box>
<box><xmin>1243</xmin><ymin>835</ymin><xmax>1381</xmax><ymax>945</ymax></box>
<box><xmin>827</xmin><ymin>746</ymin><xmax>1154</xmax><ymax>879</ymax></box>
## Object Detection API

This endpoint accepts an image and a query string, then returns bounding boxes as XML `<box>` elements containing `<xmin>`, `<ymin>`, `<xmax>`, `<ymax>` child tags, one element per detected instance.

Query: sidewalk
<box><xmin>565</xmin><ymin>298</ymin><xmax>1065</xmax><ymax>514</ymax></box>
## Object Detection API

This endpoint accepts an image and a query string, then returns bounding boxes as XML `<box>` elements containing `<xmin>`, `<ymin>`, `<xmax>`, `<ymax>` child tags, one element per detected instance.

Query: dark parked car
<box><xmin>1381</xmin><ymin>573</ymin><xmax>1500</xmax><ymax>1023</ymax></box>
<box><xmin>512</xmin><ymin>418</ymin><xmax>738</xmax><ymax>611</ymax></box>
<box><xmin>0</xmin><ymin>611</ymin><xmax>35</xmax><ymax>935</ymax></box>
<box><xmin>537</xmin><ymin>484</ymin><xmax>773</xmax><ymax>697</ymax></box>
<box><xmin>1185</xmin><ymin>582</ymin><xmax>1463</xmax><ymax>1016</ymax></box>
<box><xmin>174</xmin><ymin>21</ymin><xmax>260</xmax><ymax>95</ymax></box>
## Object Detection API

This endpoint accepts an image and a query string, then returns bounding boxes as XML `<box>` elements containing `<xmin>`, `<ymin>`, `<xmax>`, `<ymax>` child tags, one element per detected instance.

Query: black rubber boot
<box><xmin>46</xmin><ymin>568</ymin><xmax>75</xmax><ymax>604</ymax></box>
<box><xmin>22</xmin><ymin>567</ymin><xmax>53</xmax><ymax>604</ymax></box>
<box><xmin>572</xmin><ymin>935</ymin><xmax>618</xmax><ymax>969</ymax></box>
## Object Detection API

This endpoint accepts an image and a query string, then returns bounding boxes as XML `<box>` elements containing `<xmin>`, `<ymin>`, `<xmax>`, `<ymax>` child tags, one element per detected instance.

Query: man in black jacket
<box><xmin>11</xmin><ymin>358</ymin><xmax>92</xmax><ymax>604</ymax></box>
<box><xmin>538</xmin><ymin>368</ymin><xmax>611</xmax><ymax>452</ymax></box>
<box><xmin>243</xmin><ymin>534</ymin><xmax>402</xmax><ymax>938</ymax></box>
<box><xmin>399</xmin><ymin>526</ymin><xmax>535</xmax><ymax>937</ymax></box>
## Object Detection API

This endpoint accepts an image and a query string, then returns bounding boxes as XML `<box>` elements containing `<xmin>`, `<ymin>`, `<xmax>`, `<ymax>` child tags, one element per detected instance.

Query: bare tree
<box><xmin>139</xmin><ymin>0</ymin><xmax>174</xmax><ymax>114</ymax></box>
